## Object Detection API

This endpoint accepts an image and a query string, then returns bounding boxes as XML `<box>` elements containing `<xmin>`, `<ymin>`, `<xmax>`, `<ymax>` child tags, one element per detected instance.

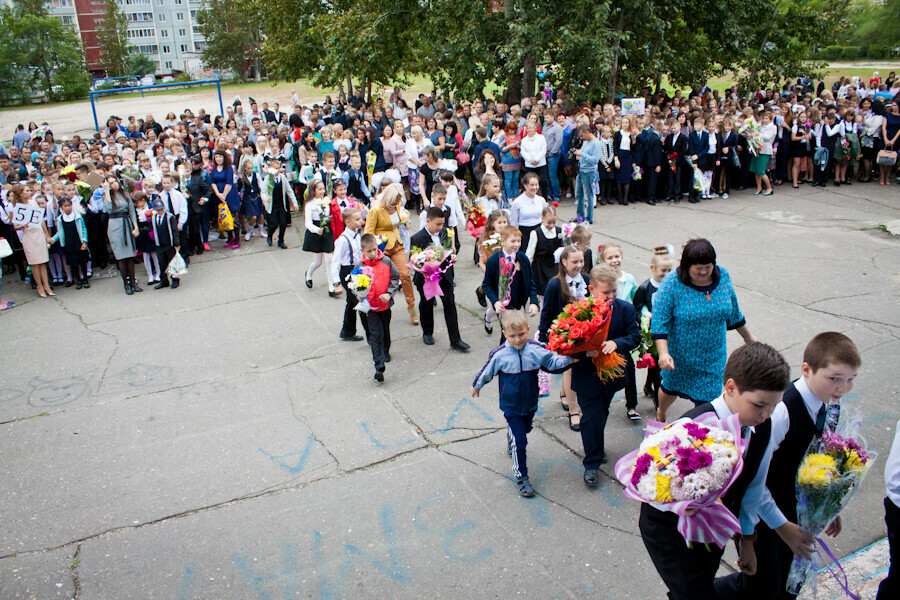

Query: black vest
<box><xmin>682</xmin><ymin>402</ymin><xmax>773</xmax><ymax>518</ymax></box>
<box><xmin>346</xmin><ymin>171</ymin><xmax>365</xmax><ymax>200</ymax></box>
<box><xmin>766</xmin><ymin>384</ymin><xmax>818</xmax><ymax>524</ymax></box>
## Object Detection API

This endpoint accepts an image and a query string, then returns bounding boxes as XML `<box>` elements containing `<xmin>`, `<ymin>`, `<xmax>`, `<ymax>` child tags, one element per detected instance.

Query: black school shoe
<box><xmin>374</xmin><ymin>371</ymin><xmax>384</xmax><ymax>383</ymax></box>
<box><xmin>583</xmin><ymin>468</ymin><xmax>599</xmax><ymax>486</ymax></box>
<box><xmin>515</xmin><ymin>476</ymin><xmax>535</xmax><ymax>498</ymax></box>
<box><xmin>475</xmin><ymin>286</ymin><xmax>487</xmax><ymax>307</ymax></box>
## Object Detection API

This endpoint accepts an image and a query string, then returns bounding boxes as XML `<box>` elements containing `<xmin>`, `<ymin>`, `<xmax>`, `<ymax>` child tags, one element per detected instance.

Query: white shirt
<box><xmin>520</xmin><ymin>133</ymin><xmax>547</xmax><ymax>167</ymax></box>
<box><xmin>886</xmin><ymin>420</ymin><xmax>900</xmax><ymax>507</ymax></box>
<box><xmin>304</xmin><ymin>198</ymin><xmax>329</xmax><ymax>235</ymax></box>
<box><xmin>444</xmin><ymin>185</ymin><xmax>464</xmax><ymax>228</ymax></box>
<box><xmin>160</xmin><ymin>188</ymin><xmax>188</xmax><ymax>227</ymax></box>
<box><xmin>331</xmin><ymin>228</ymin><xmax>361</xmax><ymax>284</ymax></box>
<box><xmin>525</xmin><ymin>223</ymin><xmax>557</xmax><ymax>261</ymax></box>
<box><xmin>509</xmin><ymin>193</ymin><xmax>547</xmax><ymax>228</ymax></box>
<box><xmin>405</xmin><ymin>138</ymin><xmax>432</xmax><ymax>171</ymax></box>
<box><xmin>749</xmin><ymin>378</ymin><xmax>829</xmax><ymax>532</ymax></box>
<box><xmin>565</xmin><ymin>274</ymin><xmax>587</xmax><ymax>300</ymax></box>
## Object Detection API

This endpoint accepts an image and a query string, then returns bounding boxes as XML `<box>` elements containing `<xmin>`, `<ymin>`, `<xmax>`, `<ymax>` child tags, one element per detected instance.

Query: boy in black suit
<box><xmin>150</xmin><ymin>199</ymin><xmax>181</xmax><ymax>289</ymax></box>
<box><xmin>410</xmin><ymin>207</ymin><xmax>469</xmax><ymax>351</ymax></box>
<box><xmin>570</xmin><ymin>265</ymin><xmax>640</xmax><ymax>485</ymax></box>
<box><xmin>639</xmin><ymin>342</ymin><xmax>791</xmax><ymax>600</ymax></box>
<box><xmin>687</xmin><ymin>116</ymin><xmax>709</xmax><ymax>203</ymax></box>
<box><xmin>663</xmin><ymin>120</ymin><xmax>688</xmax><ymax>203</ymax></box>
<box><xmin>715</xmin><ymin>333</ymin><xmax>861</xmax><ymax>600</ymax></box>
<box><xmin>637</xmin><ymin>116</ymin><xmax>662</xmax><ymax>205</ymax></box>
<box><xmin>482</xmin><ymin>226</ymin><xmax>539</xmax><ymax>344</ymax></box>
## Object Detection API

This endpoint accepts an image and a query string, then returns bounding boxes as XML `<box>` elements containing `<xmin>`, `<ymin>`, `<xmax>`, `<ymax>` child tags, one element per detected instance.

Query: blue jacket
<box><xmin>570</xmin><ymin>298</ymin><xmax>640</xmax><ymax>397</ymax></box>
<box><xmin>51</xmin><ymin>213</ymin><xmax>88</xmax><ymax>247</ymax></box>
<box><xmin>473</xmin><ymin>340</ymin><xmax>573</xmax><ymax>415</ymax></box>
<box><xmin>482</xmin><ymin>250</ymin><xmax>539</xmax><ymax>310</ymax></box>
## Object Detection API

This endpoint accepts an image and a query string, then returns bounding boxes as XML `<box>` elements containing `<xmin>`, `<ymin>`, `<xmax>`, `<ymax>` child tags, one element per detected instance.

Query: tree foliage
<box><xmin>844</xmin><ymin>0</ymin><xmax>900</xmax><ymax>50</ymax></box>
<box><xmin>0</xmin><ymin>0</ymin><xmax>90</xmax><ymax>102</ymax></box>
<box><xmin>196</xmin><ymin>0</ymin><xmax>263</xmax><ymax>81</ymax></box>
<box><xmin>96</xmin><ymin>0</ymin><xmax>130</xmax><ymax>77</ymax></box>
<box><xmin>262</xmin><ymin>0</ymin><xmax>421</xmax><ymax>96</ymax></box>
<box><xmin>126</xmin><ymin>53</ymin><xmax>157</xmax><ymax>78</ymax></box>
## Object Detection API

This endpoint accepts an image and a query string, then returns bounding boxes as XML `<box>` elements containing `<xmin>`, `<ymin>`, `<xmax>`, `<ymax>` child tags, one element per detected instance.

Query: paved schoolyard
<box><xmin>1</xmin><ymin>183</ymin><xmax>898</xmax><ymax>599</ymax></box>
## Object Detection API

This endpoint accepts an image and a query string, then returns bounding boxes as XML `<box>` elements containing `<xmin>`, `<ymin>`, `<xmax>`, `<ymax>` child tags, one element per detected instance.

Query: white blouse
<box><xmin>509</xmin><ymin>193</ymin><xmax>547</xmax><ymax>228</ymax></box>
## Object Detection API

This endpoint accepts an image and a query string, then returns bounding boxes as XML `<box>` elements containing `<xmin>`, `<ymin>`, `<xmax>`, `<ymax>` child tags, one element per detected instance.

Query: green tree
<box><xmin>196</xmin><ymin>0</ymin><xmax>263</xmax><ymax>81</ymax></box>
<box><xmin>0</xmin><ymin>0</ymin><xmax>90</xmax><ymax>101</ymax></box>
<box><xmin>126</xmin><ymin>53</ymin><xmax>157</xmax><ymax>78</ymax></box>
<box><xmin>96</xmin><ymin>0</ymin><xmax>130</xmax><ymax>77</ymax></box>
<box><xmin>262</xmin><ymin>0</ymin><xmax>421</xmax><ymax>100</ymax></box>
<box><xmin>845</xmin><ymin>0</ymin><xmax>900</xmax><ymax>52</ymax></box>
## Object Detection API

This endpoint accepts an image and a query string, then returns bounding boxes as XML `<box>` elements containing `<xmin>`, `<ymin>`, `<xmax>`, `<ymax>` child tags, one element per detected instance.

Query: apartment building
<box><xmin>45</xmin><ymin>0</ymin><xmax>206</xmax><ymax>76</ymax></box>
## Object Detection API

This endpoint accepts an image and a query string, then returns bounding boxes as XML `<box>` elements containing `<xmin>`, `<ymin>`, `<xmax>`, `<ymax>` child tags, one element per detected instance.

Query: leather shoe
<box><xmin>267</xmin><ymin>236</ymin><xmax>273</xmax><ymax>247</ymax></box>
<box><xmin>475</xmin><ymin>286</ymin><xmax>487</xmax><ymax>307</ymax></box>
<box><xmin>171</xmin><ymin>278</ymin><xmax>180</xmax><ymax>289</ymax></box>
<box><xmin>646</xmin><ymin>199</ymin><xmax>656</xmax><ymax>206</ymax></box>
<box><xmin>278</xmin><ymin>242</ymin><xmax>288</xmax><ymax>249</ymax></box>
<box><xmin>155</xmin><ymin>279</ymin><xmax>170</xmax><ymax>289</ymax></box>
<box><xmin>450</xmin><ymin>340</ymin><xmax>470</xmax><ymax>352</ymax></box>
<box><xmin>374</xmin><ymin>371</ymin><xmax>384</xmax><ymax>383</ymax></box>
<box><xmin>583</xmin><ymin>468</ymin><xmax>599</xmax><ymax>486</ymax></box>
<box><xmin>423</xmin><ymin>334</ymin><xmax>434</xmax><ymax>346</ymax></box>
<box><xmin>385</xmin><ymin>353</ymin><xmax>391</xmax><ymax>363</ymax></box>
<box><xmin>340</xmin><ymin>334</ymin><xmax>364</xmax><ymax>342</ymax></box>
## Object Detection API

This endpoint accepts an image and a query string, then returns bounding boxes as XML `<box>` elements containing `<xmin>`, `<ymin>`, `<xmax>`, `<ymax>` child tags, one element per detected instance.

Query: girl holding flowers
<box><xmin>302</xmin><ymin>180</ymin><xmax>339</xmax><ymax>297</ymax></box>
<box><xmin>476</xmin><ymin>210</ymin><xmax>508</xmax><ymax>334</ymax></box>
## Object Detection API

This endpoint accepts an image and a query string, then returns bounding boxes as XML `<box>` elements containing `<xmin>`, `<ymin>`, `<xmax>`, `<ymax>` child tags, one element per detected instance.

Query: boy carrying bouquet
<box><xmin>481</xmin><ymin>226</ymin><xmax>539</xmax><ymax>344</ymax></box>
<box><xmin>359</xmin><ymin>233</ymin><xmax>400</xmax><ymax>383</ymax></box>
<box><xmin>638</xmin><ymin>342</ymin><xmax>790</xmax><ymax>600</ymax></box>
<box><xmin>332</xmin><ymin>207</ymin><xmax>368</xmax><ymax>341</ymax></box>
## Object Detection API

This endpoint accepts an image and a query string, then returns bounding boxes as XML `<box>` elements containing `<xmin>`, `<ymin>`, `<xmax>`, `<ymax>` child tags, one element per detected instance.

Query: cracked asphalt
<box><xmin>1</xmin><ymin>183</ymin><xmax>898</xmax><ymax>599</ymax></box>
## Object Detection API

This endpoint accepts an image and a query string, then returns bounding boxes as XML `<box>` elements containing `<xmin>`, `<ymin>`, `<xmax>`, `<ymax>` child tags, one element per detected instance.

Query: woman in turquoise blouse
<box><xmin>651</xmin><ymin>238</ymin><xmax>758</xmax><ymax>421</ymax></box>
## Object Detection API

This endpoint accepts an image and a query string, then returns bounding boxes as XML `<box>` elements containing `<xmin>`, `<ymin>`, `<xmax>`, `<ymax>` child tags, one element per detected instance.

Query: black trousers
<box><xmin>84</xmin><ymin>211</ymin><xmax>108</xmax><ymax>267</ymax></box>
<box><xmin>177</xmin><ymin>227</ymin><xmax>190</xmax><ymax>262</ymax></box>
<box><xmin>339</xmin><ymin>265</ymin><xmax>369</xmax><ymax>338</ymax></box>
<box><xmin>639</xmin><ymin>504</ymin><xmax>724</xmax><ymax>600</ymax></box>
<box><xmin>578</xmin><ymin>386</ymin><xmax>616</xmax><ymax>468</ymax></box>
<box><xmin>157</xmin><ymin>246</ymin><xmax>177</xmax><ymax>282</ymax></box>
<box><xmin>266</xmin><ymin>209</ymin><xmax>288</xmax><ymax>243</ymax></box>
<box><xmin>714</xmin><ymin>522</ymin><xmax>789</xmax><ymax>599</ymax></box>
<box><xmin>417</xmin><ymin>279</ymin><xmax>460</xmax><ymax>343</ymax></box>
<box><xmin>641</xmin><ymin>166</ymin><xmax>658</xmax><ymax>201</ymax></box>
<box><xmin>667</xmin><ymin>166</ymin><xmax>682</xmax><ymax>198</ymax></box>
<box><xmin>366</xmin><ymin>308</ymin><xmax>391</xmax><ymax>372</ymax></box>
<box><xmin>188</xmin><ymin>209</ymin><xmax>207</xmax><ymax>251</ymax></box>
<box><xmin>623</xmin><ymin>354</ymin><xmax>637</xmax><ymax>411</ymax></box>
<box><xmin>878</xmin><ymin>496</ymin><xmax>900</xmax><ymax>600</ymax></box>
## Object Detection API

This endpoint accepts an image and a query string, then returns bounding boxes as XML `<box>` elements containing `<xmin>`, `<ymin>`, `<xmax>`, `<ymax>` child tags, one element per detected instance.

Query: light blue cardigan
<box><xmin>51</xmin><ymin>212</ymin><xmax>88</xmax><ymax>246</ymax></box>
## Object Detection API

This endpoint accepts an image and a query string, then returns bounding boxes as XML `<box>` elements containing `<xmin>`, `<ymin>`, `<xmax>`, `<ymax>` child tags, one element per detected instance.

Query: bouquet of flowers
<box><xmin>614</xmin><ymin>413</ymin><xmax>750</xmax><ymax>548</ymax></box>
<box><xmin>785</xmin><ymin>410</ymin><xmax>876</xmax><ymax>597</ymax></box>
<box><xmin>407</xmin><ymin>243</ymin><xmax>455</xmax><ymax>300</ymax></box>
<box><xmin>738</xmin><ymin>118</ymin><xmax>761</xmax><ymax>156</ymax></box>
<box><xmin>60</xmin><ymin>165</ymin><xmax>77</xmax><ymax>182</ymax></box>
<box><xmin>481</xmin><ymin>232</ymin><xmax>502</xmax><ymax>258</ymax></box>
<box><xmin>546</xmin><ymin>296</ymin><xmax>624</xmax><ymax>382</ymax></box>
<box><xmin>633</xmin><ymin>312</ymin><xmax>657</xmax><ymax>369</ymax></box>
<box><xmin>497</xmin><ymin>254</ymin><xmax>518</xmax><ymax>311</ymax></box>
<box><xmin>365</xmin><ymin>150</ymin><xmax>376</xmax><ymax>181</ymax></box>
<box><xmin>315</xmin><ymin>203</ymin><xmax>333</xmax><ymax>235</ymax></box>
<box><xmin>118</xmin><ymin>162</ymin><xmax>141</xmax><ymax>194</ymax></box>
<box><xmin>346</xmin><ymin>266</ymin><xmax>374</xmax><ymax>312</ymax></box>
<box><xmin>75</xmin><ymin>181</ymin><xmax>94</xmax><ymax>207</ymax></box>
<box><xmin>561</xmin><ymin>221</ymin><xmax>580</xmax><ymax>243</ymax></box>
<box><xmin>463</xmin><ymin>195</ymin><xmax>488</xmax><ymax>238</ymax></box>
<box><xmin>632</xmin><ymin>165</ymin><xmax>643</xmax><ymax>181</ymax></box>
<box><xmin>376</xmin><ymin>234</ymin><xmax>389</xmax><ymax>252</ymax></box>
<box><xmin>667</xmin><ymin>152</ymin><xmax>679</xmax><ymax>172</ymax></box>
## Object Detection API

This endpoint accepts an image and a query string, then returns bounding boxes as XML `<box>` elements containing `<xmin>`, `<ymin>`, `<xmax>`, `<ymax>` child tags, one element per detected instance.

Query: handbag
<box><xmin>454</xmin><ymin>149</ymin><xmax>471</xmax><ymax>165</ymax></box>
<box><xmin>0</xmin><ymin>237</ymin><xmax>12</xmax><ymax>259</ymax></box>
<box><xmin>861</xmin><ymin>135</ymin><xmax>875</xmax><ymax>149</ymax></box>
<box><xmin>877</xmin><ymin>149</ymin><xmax>898</xmax><ymax>166</ymax></box>
<box><xmin>217</xmin><ymin>200</ymin><xmax>234</xmax><ymax>231</ymax></box>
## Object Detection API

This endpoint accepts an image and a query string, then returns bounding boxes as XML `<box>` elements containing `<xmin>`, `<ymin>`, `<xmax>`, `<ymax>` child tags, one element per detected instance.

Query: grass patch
<box><xmin>860</xmin><ymin>224</ymin><xmax>888</xmax><ymax>232</ymax></box>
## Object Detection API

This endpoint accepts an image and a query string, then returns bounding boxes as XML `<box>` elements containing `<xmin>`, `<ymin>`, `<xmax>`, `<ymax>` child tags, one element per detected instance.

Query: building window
<box><xmin>59</xmin><ymin>15</ymin><xmax>74</xmax><ymax>25</ymax></box>
<box><xmin>160</xmin><ymin>29</ymin><xmax>168</xmax><ymax>37</ymax></box>
<box><xmin>178</xmin><ymin>28</ymin><xmax>186</xmax><ymax>36</ymax></box>
<box><xmin>194</xmin><ymin>41</ymin><xmax>205</xmax><ymax>52</ymax></box>
<box><xmin>176</xmin><ymin>12</ymin><xmax>184</xmax><ymax>21</ymax></box>
<box><xmin>158</xmin><ymin>13</ymin><xmax>166</xmax><ymax>21</ymax></box>
<box><xmin>180</xmin><ymin>44</ymin><xmax>188</xmax><ymax>52</ymax></box>
<box><xmin>174</xmin><ymin>0</ymin><xmax>182</xmax><ymax>4</ymax></box>
<box><xmin>165</xmin><ymin>61</ymin><xmax>173</xmax><ymax>69</ymax></box>
<box><xmin>190</xmin><ymin>9</ymin><xmax>196</xmax><ymax>18</ymax></box>
<box><xmin>162</xmin><ymin>45</ymin><xmax>171</xmax><ymax>53</ymax></box>
<box><xmin>51</xmin><ymin>0</ymin><xmax>71</xmax><ymax>7</ymax></box>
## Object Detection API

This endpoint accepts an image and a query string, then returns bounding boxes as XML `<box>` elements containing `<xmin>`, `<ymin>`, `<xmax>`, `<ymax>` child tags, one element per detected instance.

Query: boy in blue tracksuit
<box><xmin>472</xmin><ymin>310</ymin><xmax>574</xmax><ymax>498</ymax></box>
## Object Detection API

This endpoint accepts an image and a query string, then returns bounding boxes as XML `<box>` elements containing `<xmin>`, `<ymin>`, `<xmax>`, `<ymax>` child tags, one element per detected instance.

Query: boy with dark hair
<box><xmin>360</xmin><ymin>233</ymin><xmax>400</xmax><ymax>383</ymax></box>
<box><xmin>472</xmin><ymin>310</ymin><xmax>573</xmax><ymax>497</ymax></box>
<box><xmin>640</xmin><ymin>341</ymin><xmax>791</xmax><ymax>600</ymax></box>
<box><xmin>481</xmin><ymin>226</ymin><xmax>539</xmax><ymax>343</ymax></box>
<box><xmin>715</xmin><ymin>332</ymin><xmax>862</xmax><ymax>600</ymax></box>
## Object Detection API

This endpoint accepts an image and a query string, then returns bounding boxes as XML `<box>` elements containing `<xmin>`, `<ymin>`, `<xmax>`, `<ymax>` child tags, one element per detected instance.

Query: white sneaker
<box><xmin>709</xmin><ymin>193</ymin><xmax>719</xmax><ymax>198</ymax></box>
<box><xmin>722</xmin><ymin>193</ymin><xmax>729</xmax><ymax>199</ymax></box>
<box><xmin>245</xmin><ymin>231</ymin><xmax>251</xmax><ymax>241</ymax></box>
<box><xmin>566</xmin><ymin>192</ymin><xmax>573</xmax><ymax>198</ymax></box>
<box><xmin>209</xmin><ymin>231</ymin><xmax>220</xmax><ymax>240</ymax></box>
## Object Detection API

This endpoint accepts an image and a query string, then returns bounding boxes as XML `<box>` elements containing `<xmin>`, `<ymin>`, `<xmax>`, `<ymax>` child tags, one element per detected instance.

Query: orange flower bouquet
<box><xmin>547</xmin><ymin>297</ymin><xmax>625</xmax><ymax>383</ymax></box>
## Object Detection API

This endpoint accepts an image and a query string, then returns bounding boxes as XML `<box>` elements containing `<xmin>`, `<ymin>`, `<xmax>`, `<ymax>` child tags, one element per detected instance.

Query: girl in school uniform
<box><xmin>790</xmin><ymin>111</ymin><xmax>813</xmax><ymax>188</ymax></box>
<box><xmin>613</xmin><ymin>117</ymin><xmax>636</xmax><ymax>205</ymax></box>
<box><xmin>52</xmin><ymin>197</ymin><xmax>90</xmax><ymax>289</ymax></box>
<box><xmin>42</xmin><ymin>181</ymin><xmax>64</xmax><ymax>286</ymax></box>
<box><xmin>132</xmin><ymin>191</ymin><xmax>160</xmax><ymax>285</ymax></box>
<box><xmin>302</xmin><ymin>180</ymin><xmax>339</xmax><ymax>297</ymax></box>
<box><xmin>476</xmin><ymin>209</ymin><xmax>509</xmax><ymax>335</ymax></box>
<box><xmin>524</xmin><ymin>205</ymin><xmax>563</xmax><ymax>300</ymax></box>
<box><xmin>597</xmin><ymin>126</ymin><xmax>615</xmax><ymax>206</ymax></box>
<box><xmin>237</xmin><ymin>160</ymin><xmax>264</xmax><ymax>242</ymax></box>
<box><xmin>538</xmin><ymin>244</ymin><xmax>589</xmax><ymax>431</ymax></box>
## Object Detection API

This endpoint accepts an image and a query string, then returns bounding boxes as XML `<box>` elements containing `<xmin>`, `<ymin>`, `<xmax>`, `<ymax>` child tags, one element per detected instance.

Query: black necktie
<box><xmin>166</xmin><ymin>192</ymin><xmax>174</xmax><ymax>215</ymax></box>
<box><xmin>815</xmin><ymin>404</ymin><xmax>827</xmax><ymax>433</ymax></box>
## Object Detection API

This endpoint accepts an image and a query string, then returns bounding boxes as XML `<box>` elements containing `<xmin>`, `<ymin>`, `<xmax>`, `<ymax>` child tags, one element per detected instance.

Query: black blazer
<box><xmin>570</xmin><ymin>298</ymin><xmax>640</xmax><ymax>397</ymax></box>
<box><xmin>538</xmin><ymin>275</ymin><xmax>590</xmax><ymax>343</ymax></box>
<box><xmin>638</xmin><ymin>129</ymin><xmax>662</xmax><ymax>168</ymax></box>
<box><xmin>482</xmin><ymin>250</ymin><xmax>539</xmax><ymax>310</ymax></box>
<box><xmin>664</xmin><ymin>132</ymin><xmax>688</xmax><ymax>166</ymax></box>
<box><xmin>409</xmin><ymin>227</ymin><xmax>454</xmax><ymax>287</ymax></box>
<box><xmin>185</xmin><ymin>172</ymin><xmax>212</xmax><ymax>215</ymax></box>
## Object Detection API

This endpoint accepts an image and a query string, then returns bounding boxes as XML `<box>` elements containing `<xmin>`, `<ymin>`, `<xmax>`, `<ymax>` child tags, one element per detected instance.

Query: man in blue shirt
<box><xmin>574</xmin><ymin>124</ymin><xmax>600</xmax><ymax>224</ymax></box>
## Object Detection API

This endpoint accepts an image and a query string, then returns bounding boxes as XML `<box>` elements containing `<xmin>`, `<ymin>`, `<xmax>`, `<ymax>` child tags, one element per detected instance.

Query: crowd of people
<box><xmin>0</xmin><ymin>73</ymin><xmax>898</xmax><ymax>599</ymax></box>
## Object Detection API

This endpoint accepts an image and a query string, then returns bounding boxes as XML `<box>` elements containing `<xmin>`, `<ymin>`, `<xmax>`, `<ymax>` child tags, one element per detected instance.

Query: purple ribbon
<box><xmin>815</xmin><ymin>537</ymin><xmax>860</xmax><ymax>600</ymax></box>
